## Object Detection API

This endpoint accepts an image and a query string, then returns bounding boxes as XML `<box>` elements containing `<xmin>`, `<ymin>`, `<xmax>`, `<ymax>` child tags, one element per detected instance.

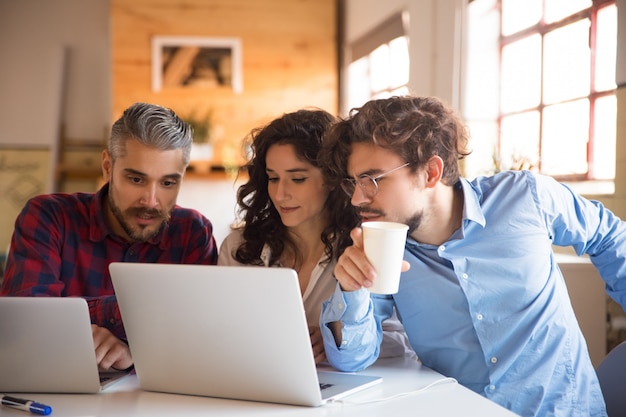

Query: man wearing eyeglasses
<box><xmin>318</xmin><ymin>95</ymin><xmax>623</xmax><ymax>417</ymax></box>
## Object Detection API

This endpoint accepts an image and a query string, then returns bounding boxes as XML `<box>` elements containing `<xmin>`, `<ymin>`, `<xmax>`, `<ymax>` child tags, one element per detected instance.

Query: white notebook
<box><xmin>0</xmin><ymin>297</ymin><xmax>128</xmax><ymax>393</ymax></box>
<box><xmin>109</xmin><ymin>262</ymin><xmax>382</xmax><ymax>406</ymax></box>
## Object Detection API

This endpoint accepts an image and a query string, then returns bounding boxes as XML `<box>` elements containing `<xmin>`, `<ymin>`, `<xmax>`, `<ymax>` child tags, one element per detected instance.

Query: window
<box><xmin>344</xmin><ymin>12</ymin><xmax>410</xmax><ymax>115</ymax></box>
<box><xmin>465</xmin><ymin>0</ymin><xmax>616</xmax><ymax>182</ymax></box>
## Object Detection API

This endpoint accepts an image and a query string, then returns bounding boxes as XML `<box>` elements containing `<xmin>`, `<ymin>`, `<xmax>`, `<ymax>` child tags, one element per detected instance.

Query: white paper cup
<box><xmin>362</xmin><ymin>221</ymin><xmax>409</xmax><ymax>294</ymax></box>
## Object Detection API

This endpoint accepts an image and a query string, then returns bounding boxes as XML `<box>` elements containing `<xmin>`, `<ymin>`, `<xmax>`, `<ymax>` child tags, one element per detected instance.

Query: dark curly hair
<box><xmin>319</xmin><ymin>96</ymin><xmax>471</xmax><ymax>188</ymax></box>
<box><xmin>232</xmin><ymin>109</ymin><xmax>359</xmax><ymax>267</ymax></box>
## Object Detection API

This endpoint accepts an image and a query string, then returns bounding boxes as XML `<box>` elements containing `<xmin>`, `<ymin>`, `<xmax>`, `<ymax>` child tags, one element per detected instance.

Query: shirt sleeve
<box><xmin>320</xmin><ymin>284</ymin><xmax>387</xmax><ymax>372</ymax></box>
<box><xmin>533</xmin><ymin>174</ymin><xmax>626</xmax><ymax>309</ymax></box>
<box><xmin>217</xmin><ymin>231</ymin><xmax>244</xmax><ymax>266</ymax></box>
<box><xmin>89</xmin><ymin>295</ymin><xmax>125</xmax><ymax>339</ymax></box>
<box><xmin>379</xmin><ymin>310</ymin><xmax>417</xmax><ymax>359</ymax></box>
<box><xmin>1</xmin><ymin>197</ymin><xmax>126</xmax><ymax>338</ymax></box>
<box><xmin>1</xmin><ymin>197</ymin><xmax>65</xmax><ymax>297</ymax></box>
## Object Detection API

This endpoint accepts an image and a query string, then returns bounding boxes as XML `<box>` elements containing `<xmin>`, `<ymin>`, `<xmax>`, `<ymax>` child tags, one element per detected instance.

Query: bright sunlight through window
<box><xmin>465</xmin><ymin>0</ymin><xmax>616</xmax><ymax>184</ymax></box>
<box><xmin>347</xmin><ymin>36</ymin><xmax>410</xmax><ymax>113</ymax></box>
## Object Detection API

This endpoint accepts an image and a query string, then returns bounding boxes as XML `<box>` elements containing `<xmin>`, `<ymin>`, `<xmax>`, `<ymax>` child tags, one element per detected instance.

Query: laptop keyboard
<box><xmin>99</xmin><ymin>370</ymin><xmax>129</xmax><ymax>386</ymax></box>
<box><xmin>100</xmin><ymin>374</ymin><xmax>115</xmax><ymax>384</ymax></box>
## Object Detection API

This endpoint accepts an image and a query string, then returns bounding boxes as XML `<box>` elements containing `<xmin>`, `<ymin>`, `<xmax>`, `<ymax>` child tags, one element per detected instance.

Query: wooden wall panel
<box><xmin>110</xmin><ymin>0</ymin><xmax>337</xmax><ymax>168</ymax></box>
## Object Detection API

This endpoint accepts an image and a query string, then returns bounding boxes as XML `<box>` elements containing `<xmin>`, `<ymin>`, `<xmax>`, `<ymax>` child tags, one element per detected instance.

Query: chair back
<box><xmin>596</xmin><ymin>340</ymin><xmax>626</xmax><ymax>416</ymax></box>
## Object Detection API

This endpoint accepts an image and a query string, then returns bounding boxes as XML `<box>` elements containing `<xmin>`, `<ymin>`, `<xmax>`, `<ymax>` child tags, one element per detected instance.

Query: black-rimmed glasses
<box><xmin>340</xmin><ymin>162</ymin><xmax>411</xmax><ymax>198</ymax></box>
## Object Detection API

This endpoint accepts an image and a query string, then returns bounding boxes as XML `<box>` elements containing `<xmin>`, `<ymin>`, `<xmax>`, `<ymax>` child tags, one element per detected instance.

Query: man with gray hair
<box><xmin>2</xmin><ymin>102</ymin><xmax>218</xmax><ymax>371</ymax></box>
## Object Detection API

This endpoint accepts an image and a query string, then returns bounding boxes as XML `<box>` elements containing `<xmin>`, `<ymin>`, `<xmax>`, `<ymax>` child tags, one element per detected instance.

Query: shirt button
<box><xmin>461</xmin><ymin>273</ymin><xmax>468</xmax><ymax>279</ymax></box>
<box><xmin>337</xmin><ymin>303</ymin><xmax>344</xmax><ymax>309</ymax></box>
<box><xmin>476</xmin><ymin>313</ymin><xmax>483</xmax><ymax>320</ymax></box>
<box><xmin>489</xmin><ymin>385</ymin><xmax>496</xmax><ymax>391</ymax></box>
<box><xmin>439</xmin><ymin>245</ymin><xmax>446</xmax><ymax>251</ymax></box>
<box><xmin>490</xmin><ymin>356</ymin><xmax>498</xmax><ymax>364</ymax></box>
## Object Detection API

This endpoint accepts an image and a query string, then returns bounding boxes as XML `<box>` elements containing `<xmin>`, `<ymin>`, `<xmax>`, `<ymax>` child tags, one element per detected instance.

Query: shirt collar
<box><xmin>458</xmin><ymin>178</ymin><xmax>486</xmax><ymax>228</ymax></box>
<box><xmin>406</xmin><ymin>179</ymin><xmax>485</xmax><ymax>248</ymax></box>
<box><xmin>260</xmin><ymin>243</ymin><xmax>331</xmax><ymax>268</ymax></box>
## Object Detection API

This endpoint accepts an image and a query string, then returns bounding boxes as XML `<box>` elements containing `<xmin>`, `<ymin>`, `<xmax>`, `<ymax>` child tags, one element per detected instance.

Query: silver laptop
<box><xmin>109</xmin><ymin>262</ymin><xmax>382</xmax><ymax>406</ymax></box>
<box><xmin>0</xmin><ymin>297</ymin><xmax>128</xmax><ymax>393</ymax></box>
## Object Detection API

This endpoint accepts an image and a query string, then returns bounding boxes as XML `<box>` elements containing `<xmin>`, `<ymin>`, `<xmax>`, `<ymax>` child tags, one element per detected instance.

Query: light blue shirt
<box><xmin>321</xmin><ymin>170</ymin><xmax>624</xmax><ymax>417</ymax></box>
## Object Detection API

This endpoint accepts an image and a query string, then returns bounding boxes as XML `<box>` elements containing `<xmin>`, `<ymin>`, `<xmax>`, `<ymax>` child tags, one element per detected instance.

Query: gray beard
<box><xmin>107</xmin><ymin>181</ymin><xmax>169</xmax><ymax>242</ymax></box>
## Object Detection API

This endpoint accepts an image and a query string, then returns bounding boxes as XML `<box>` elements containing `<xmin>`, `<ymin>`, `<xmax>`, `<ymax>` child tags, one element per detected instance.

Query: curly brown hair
<box><xmin>232</xmin><ymin>109</ymin><xmax>359</xmax><ymax>267</ymax></box>
<box><xmin>319</xmin><ymin>96</ymin><xmax>471</xmax><ymax>188</ymax></box>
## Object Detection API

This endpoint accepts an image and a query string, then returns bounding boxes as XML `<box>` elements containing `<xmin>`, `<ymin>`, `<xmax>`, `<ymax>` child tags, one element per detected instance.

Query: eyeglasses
<box><xmin>340</xmin><ymin>162</ymin><xmax>411</xmax><ymax>198</ymax></box>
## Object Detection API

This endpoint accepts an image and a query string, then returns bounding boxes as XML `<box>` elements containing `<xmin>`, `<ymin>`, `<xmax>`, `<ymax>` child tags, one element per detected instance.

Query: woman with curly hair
<box><xmin>218</xmin><ymin>108</ymin><xmax>413</xmax><ymax>364</ymax></box>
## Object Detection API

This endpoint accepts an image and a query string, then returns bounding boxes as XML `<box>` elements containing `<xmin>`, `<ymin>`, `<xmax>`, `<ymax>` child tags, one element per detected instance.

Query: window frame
<box><xmin>497</xmin><ymin>0</ymin><xmax>616</xmax><ymax>182</ymax></box>
<box><xmin>342</xmin><ymin>11</ymin><xmax>410</xmax><ymax>116</ymax></box>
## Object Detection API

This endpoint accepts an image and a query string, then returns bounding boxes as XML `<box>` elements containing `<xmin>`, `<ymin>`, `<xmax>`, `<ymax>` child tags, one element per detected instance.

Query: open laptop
<box><xmin>109</xmin><ymin>262</ymin><xmax>382</xmax><ymax>407</ymax></box>
<box><xmin>0</xmin><ymin>297</ymin><xmax>129</xmax><ymax>393</ymax></box>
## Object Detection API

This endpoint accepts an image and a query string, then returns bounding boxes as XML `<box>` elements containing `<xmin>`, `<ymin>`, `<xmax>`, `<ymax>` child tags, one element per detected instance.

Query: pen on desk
<box><xmin>0</xmin><ymin>394</ymin><xmax>52</xmax><ymax>416</ymax></box>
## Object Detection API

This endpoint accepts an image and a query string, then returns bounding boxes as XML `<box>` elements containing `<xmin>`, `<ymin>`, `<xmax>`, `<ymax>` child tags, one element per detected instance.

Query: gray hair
<box><xmin>109</xmin><ymin>102</ymin><xmax>193</xmax><ymax>166</ymax></box>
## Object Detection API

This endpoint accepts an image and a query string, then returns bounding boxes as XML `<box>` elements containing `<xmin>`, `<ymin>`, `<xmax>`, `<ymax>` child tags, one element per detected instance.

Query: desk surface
<box><xmin>0</xmin><ymin>357</ymin><xmax>518</xmax><ymax>417</ymax></box>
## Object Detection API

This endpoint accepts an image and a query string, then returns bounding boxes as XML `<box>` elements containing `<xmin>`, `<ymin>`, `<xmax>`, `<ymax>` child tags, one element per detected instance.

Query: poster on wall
<box><xmin>0</xmin><ymin>148</ymin><xmax>50</xmax><ymax>263</ymax></box>
<box><xmin>151</xmin><ymin>36</ymin><xmax>243</xmax><ymax>93</ymax></box>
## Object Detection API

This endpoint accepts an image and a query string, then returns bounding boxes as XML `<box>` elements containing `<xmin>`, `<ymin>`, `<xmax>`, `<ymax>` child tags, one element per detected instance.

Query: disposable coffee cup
<box><xmin>362</xmin><ymin>221</ymin><xmax>409</xmax><ymax>294</ymax></box>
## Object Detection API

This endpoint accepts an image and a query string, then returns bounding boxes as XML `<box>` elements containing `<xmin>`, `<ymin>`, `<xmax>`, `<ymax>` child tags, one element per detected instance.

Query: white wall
<box><xmin>177</xmin><ymin>177</ymin><xmax>243</xmax><ymax>248</ymax></box>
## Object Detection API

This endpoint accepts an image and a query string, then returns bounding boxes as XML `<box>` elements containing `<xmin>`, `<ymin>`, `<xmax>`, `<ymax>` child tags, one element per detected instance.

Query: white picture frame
<box><xmin>151</xmin><ymin>36</ymin><xmax>243</xmax><ymax>93</ymax></box>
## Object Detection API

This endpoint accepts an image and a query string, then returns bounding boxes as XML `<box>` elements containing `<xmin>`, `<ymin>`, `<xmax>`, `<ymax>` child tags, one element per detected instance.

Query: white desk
<box><xmin>0</xmin><ymin>357</ymin><xmax>518</xmax><ymax>417</ymax></box>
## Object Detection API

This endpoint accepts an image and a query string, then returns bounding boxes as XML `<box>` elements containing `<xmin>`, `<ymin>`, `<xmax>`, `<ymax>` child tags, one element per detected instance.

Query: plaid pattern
<box><xmin>1</xmin><ymin>184</ymin><xmax>217</xmax><ymax>338</ymax></box>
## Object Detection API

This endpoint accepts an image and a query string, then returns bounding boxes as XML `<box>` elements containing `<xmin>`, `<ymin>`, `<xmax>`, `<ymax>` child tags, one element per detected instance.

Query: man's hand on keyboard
<box><xmin>92</xmin><ymin>324</ymin><xmax>133</xmax><ymax>371</ymax></box>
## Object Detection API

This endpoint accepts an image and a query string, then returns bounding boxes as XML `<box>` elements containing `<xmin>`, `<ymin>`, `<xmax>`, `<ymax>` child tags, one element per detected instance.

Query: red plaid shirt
<box><xmin>1</xmin><ymin>184</ymin><xmax>217</xmax><ymax>339</ymax></box>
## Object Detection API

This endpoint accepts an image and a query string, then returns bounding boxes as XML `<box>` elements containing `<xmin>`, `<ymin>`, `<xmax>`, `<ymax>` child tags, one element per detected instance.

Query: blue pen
<box><xmin>0</xmin><ymin>395</ymin><xmax>52</xmax><ymax>415</ymax></box>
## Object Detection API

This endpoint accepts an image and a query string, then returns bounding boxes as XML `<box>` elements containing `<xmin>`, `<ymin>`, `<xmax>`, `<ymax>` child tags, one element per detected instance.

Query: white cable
<box><xmin>327</xmin><ymin>377</ymin><xmax>458</xmax><ymax>407</ymax></box>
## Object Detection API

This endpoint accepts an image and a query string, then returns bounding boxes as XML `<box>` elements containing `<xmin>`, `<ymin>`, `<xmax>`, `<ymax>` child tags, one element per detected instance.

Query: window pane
<box><xmin>500</xmin><ymin>111</ymin><xmax>540</xmax><ymax>171</ymax></box>
<box><xmin>501</xmin><ymin>35</ymin><xmax>541</xmax><ymax>113</ymax></box>
<box><xmin>541</xmin><ymin>100</ymin><xmax>589</xmax><ymax>176</ymax></box>
<box><xmin>465</xmin><ymin>0</ymin><xmax>500</xmax><ymax>120</ymax></box>
<box><xmin>389</xmin><ymin>36</ymin><xmax>409</xmax><ymax>89</ymax></box>
<box><xmin>465</xmin><ymin>119</ymin><xmax>499</xmax><ymax>177</ymax></box>
<box><xmin>595</xmin><ymin>5</ymin><xmax>617</xmax><ymax>92</ymax></box>
<box><xmin>347</xmin><ymin>57</ymin><xmax>371</xmax><ymax>112</ymax></box>
<box><xmin>592</xmin><ymin>95</ymin><xmax>616</xmax><ymax>180</ymax></box>
<box><xmin>544</xmin><ymin>0</ymin><xmax>591</xmax><ymax>24</ymax></box>
<box><xmin>501</xmin><ymin>0</ymin><xmax>541</xmax><ymax>36</ymax></box>
<box><xmin>543</xmin><ymin>20</ymin><xmax>591</xmax><ymax>104</ymax></box>
<box><xmin>369</xmin><ymin>44</ymin><xmax>390</xmax><ymax>94</ymax></box>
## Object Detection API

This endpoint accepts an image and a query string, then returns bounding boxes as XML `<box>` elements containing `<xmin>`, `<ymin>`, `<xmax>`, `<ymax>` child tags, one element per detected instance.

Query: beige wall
<box><xmin>110</xmin><ymin>0</ymin><xmax>338</xmax><ymax>167</ymax></box>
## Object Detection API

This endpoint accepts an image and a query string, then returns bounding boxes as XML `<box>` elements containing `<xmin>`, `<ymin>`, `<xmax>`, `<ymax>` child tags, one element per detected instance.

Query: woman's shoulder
<box><xmin>222</xmin><ymin>229</ymin><xmax>245</xmax><ymax>245</ymax></box>
<box><xmin>217</xmin><ymin>229</ymin><xmax>245</xmax><ymax>265</ymax></box>
<box><xmin>218</xmin><ymin>229</ymin><xmax>273</xmax><ymax>267</ymax></box>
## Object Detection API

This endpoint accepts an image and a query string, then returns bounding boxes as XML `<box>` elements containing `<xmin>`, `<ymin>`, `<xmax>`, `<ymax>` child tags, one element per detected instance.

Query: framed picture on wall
<box><xmin>151</xmin><ymin>36</ymin><xmax>243</xmax><ymax>93</ymax></box>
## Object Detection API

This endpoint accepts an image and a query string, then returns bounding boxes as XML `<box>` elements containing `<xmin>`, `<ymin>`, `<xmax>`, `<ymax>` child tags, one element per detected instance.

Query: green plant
<box><xmin>492</xmin><ymin>149</ymin><xmax>537</xmax><ymax>174</ymax></box>
<box><xmin>184</xmin><ymin>109</ymin><xmax>213</xmax><ymax>144</ymax></box>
